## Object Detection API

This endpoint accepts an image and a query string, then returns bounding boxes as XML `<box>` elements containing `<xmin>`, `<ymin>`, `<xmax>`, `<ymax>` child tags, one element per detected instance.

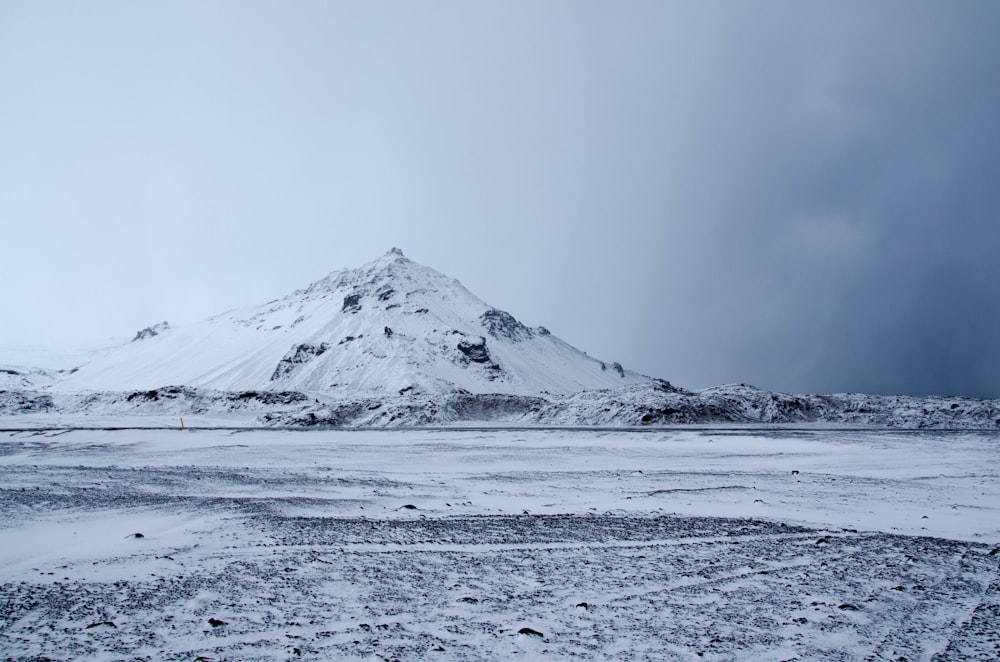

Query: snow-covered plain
<box><xmin>2</xmin><ymin>426</ymin><xmax>998</xmax><ymax>660</ymax></box>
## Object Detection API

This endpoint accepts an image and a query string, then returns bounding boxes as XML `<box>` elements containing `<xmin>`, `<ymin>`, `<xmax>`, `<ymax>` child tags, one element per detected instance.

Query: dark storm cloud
<box><xmin>0</xmin><ymin>2</ymin><xmax>997</xmax><ymax>397</ymax></box>
<box><xmin>636</xmin><ymin>2</ymin><xmax>1000</xmax><ymax>398</ymax></box>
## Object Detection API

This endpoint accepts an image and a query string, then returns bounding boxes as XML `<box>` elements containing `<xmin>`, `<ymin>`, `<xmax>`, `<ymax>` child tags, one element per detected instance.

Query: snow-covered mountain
<box><xmin>54</xmin><ymin>248</ymin><xmax>649</xmax><ymax>397</ymax></box>
<box><xmin>3</xmin><ymin>248</ymin><xmax>997</xmax><ymax>429</ymax></box>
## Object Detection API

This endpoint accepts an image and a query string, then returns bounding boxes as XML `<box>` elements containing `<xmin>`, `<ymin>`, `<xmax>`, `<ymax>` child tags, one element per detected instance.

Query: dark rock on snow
<box><xmin>457</xmin><ymin>337</ymin><xmax>492</xmax><ymax>364</ymax></box>
<box><xmin>480</xmin><ymin>308</ymin><xmax>533</xmax><ymax>342</ymax></box>
<box><xmin>271</xmin><ymin>343</ymin><xmax>331</xmax><ymax>381</ymax></box>
<box><xmin>342</xmin><ymin>293</ymin><xmax>362</xmax><ymax>313</ymax></box>
<box><xmin>132</xmin><ymin>321</ymin><xmax>170</xmax><ymax>342</ymax></box>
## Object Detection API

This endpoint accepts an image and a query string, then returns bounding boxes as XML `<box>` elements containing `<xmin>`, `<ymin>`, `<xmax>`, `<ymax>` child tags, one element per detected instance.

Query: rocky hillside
<box><xmin>3</xmin><ymin>381</ymin><xmax>997</xmax><ymax>429</ymax></box>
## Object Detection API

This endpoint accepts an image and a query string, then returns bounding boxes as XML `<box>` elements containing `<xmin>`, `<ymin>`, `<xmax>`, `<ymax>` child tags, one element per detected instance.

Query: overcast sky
<box><xmin>2</xmin><ymin>1</ymin><xmax>998</xmax><ymax>398</ymax></box>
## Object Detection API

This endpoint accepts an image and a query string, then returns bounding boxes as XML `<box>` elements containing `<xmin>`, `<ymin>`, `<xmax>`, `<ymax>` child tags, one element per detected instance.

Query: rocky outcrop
<box><xmin>271</xmin><ymin>343</ymin><xmax>331</xmax><ymax>380</ymax></box>
<box><xmin>457</xmin><ymin>337</ymin><xmax>492</xmax><ymax>364</ymax></box>
<box><xmin>132</xmin><ymin>322</ymin><xmax>170</xmax><ymax>342</ymax></box>
<box><xmin>480</xmin><ymin>309</ymin><xmax>533</xmax><ymax>342</ymax></box>
<box><xmin>0</xmin><ymin>389</ymin><xmax>55</xmax><ymax>414</ymax></box>
<box><xmin>342</xmin><ymin>293</ymin><xmax>362</xmax><ymax>313</ymax></box>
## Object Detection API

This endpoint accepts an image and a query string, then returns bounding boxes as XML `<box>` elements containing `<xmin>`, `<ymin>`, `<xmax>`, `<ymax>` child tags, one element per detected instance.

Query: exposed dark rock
<box><xmin>518</xmin><ymin>627</ymin><xmax>544</xmax><ymax>638</ymax></box>
<box><xmin>127</xmin><ymin>532</ymin><xmax>144</xmax><ymax>539</ymax></box>
<box><xmin>384</xmin><ymin>326</ymin><xmax>393</xmax><ymax>337</ymax></box>
<box><xmin>612</xmin><ymin>362</ymin><xmax>625</xmax><ymax>378</ymax></box>
<box><xmin>0</xmin><ymin>390</ymin><xmax>55</xmax><ymax>414</ymax></box>
<box><xmin>127</xmin><ymin>389</ymin><xmax>159</xmax><ymax>403</ymax></box>
<box><xmin>414</xmin><ymin>308</ymin><xmax>429</xmax><ymax>314</ymax></box>
<box><xmin>127</xmin><ymin>389</ymin><xmax>160</xmax><ymax>403</ymax></box>
<box><xmin>132</xmin><ymin>321</ymin><xmax>170</xmax><ymax>342</ymax></box>
<box><xmin>536</xmin><ymin>326</ymin><xmax>551</xmax><ymax>336</ymax></box>
<box><xmin>0</xmin><ymin>368</ymin><xmax>20</xmax><ymax>375</ymax></box>
<box><xmin>457</xmin><ymin>337</ymin><xmax>491</xmax><ymax>364</ymax></box>
<box><xmin>271</xmin><ymin>343</ymin><xmax>331</xmax><ymax>381</ymax></box>
<box><xmin>480</xmin><ymin>308</ymin><xmax>533</xmax><ymax>342</ymax></box>
<box><xmin>377</xmin><ymin>286</ymin><xmax>395</xmax><ymax>302</ymax></box>
<box><xmin>126</xmin><ymin>386</ymin><xmax>200</xmax><ymax>403</ymax></box>
<box><xmin>339</xmin><ymin>336</ymin><xmax>356</xmax><ymax>344</ymax></box>
<box><xmin>233</xmin><ymin>391</ymin><xmax>308</xmax><ymax>406</ymax></box>
<box><xmin>342</xmin><ymin>293</ymin><xmax>362</xmax><ymax>313</ymax></box>
<box><xmin>447</xmin><ymin>393</ymin><xmax>546</xmax><ymax>420</ymax></box>
<box><xmin>208</xmin><ymin>618</ymin><xmax>227</xmax><ymax>627</ymax></box>
<box><xmin>262</xmin><ymin>409</ymin><xmax>338</xmax><ymax>426</ymax></box>
<box><xmin>85</xmin><ymin>621</ymin><xmax>117</xmax><ymax>629</ymax></box>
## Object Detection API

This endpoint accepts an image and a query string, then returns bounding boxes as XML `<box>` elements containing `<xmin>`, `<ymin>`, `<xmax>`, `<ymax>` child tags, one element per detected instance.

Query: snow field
<box><xmin>1</xmin><ymin>427</ymin><xmax>998</xmax><ymax>659</ymax></box>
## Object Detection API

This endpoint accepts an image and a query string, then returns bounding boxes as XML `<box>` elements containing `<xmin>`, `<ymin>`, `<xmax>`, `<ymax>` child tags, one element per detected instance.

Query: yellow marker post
<box><xmin>180</xmin><ymin>417</ymin><xmax>186</xmax><ymax>430</ymax></box>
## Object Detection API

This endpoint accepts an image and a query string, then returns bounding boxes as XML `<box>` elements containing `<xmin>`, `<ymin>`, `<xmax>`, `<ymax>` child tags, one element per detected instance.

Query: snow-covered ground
<box><xmin>2</xmin><ymin>427</ymin><xmax>998</xmax><ymax>659</ymax></box>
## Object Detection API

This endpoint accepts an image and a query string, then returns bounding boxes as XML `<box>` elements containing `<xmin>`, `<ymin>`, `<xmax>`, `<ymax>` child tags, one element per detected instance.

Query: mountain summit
<box><xmin>58</xmin><ymin>249</ymin><xmax>649</xmax><ymax>397</ymax></box>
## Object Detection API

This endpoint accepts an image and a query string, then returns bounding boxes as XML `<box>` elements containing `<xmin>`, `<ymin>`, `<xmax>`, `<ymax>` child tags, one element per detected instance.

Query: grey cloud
<box><xmin>0</xmin><ymin>2</ymin><xmax>997</xmax><ymax>397</ymax></box>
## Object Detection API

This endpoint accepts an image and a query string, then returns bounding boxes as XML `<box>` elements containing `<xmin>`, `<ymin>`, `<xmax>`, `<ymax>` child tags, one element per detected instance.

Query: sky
<box><xmin>1</xmin><ymin>1</ymin><xmax>998</xmax><ymax>398</ymax></box>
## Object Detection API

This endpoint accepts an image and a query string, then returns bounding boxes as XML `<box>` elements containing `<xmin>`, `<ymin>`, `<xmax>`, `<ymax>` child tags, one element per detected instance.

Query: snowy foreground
<box><xmin>1</xmin><ymin>427</ymin><xmax>998</xmax><ymax>660</ymax></box>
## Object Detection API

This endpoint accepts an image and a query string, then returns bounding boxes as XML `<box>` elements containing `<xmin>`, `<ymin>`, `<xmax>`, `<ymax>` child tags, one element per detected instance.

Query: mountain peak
<box><xmin>366</xmin><ymin>246</ymin><xmax>412</xmax><ymax>271</ymax></box>
<box><xmin>57</xmin><ymin>250</ymin><xmax>651</xmax><ymax>397</ymax></box>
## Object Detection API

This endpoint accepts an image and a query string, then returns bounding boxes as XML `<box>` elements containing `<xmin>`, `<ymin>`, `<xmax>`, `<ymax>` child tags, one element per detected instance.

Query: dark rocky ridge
<box><xmin>271</xmin><ymin>343</ymin><xmax>331</xmax><ymax>381</ymax></box>
<box><xmin>457</xmin><ymin>337</ymin><xmax>491</xmax><ymax>364</ymax></box>
<box><xmin>480</xmin><ymin>308</ymin><xmax>533</xmax><ymax>342</ymax></box>
<box><xmin>341</xmin><ymin>293</ymin><xmax>362</xmax><ymax>313</ymax></box>
<box><xmin>4</xmin><ymin>380</ymin><xmax>996</xmax><ymax>429</ymax></box>
<box><xmin>132</xmin><ymin>321</ymin><xmax>170</xmax><ymax>342</ymax></box>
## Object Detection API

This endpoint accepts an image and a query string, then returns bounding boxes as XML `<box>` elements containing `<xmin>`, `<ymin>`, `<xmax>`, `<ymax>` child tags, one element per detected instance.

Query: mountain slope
<box><xmin>56</xmin><ymin>249</ymin><xmax>649</xmax><ymax>397</ymax></box>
